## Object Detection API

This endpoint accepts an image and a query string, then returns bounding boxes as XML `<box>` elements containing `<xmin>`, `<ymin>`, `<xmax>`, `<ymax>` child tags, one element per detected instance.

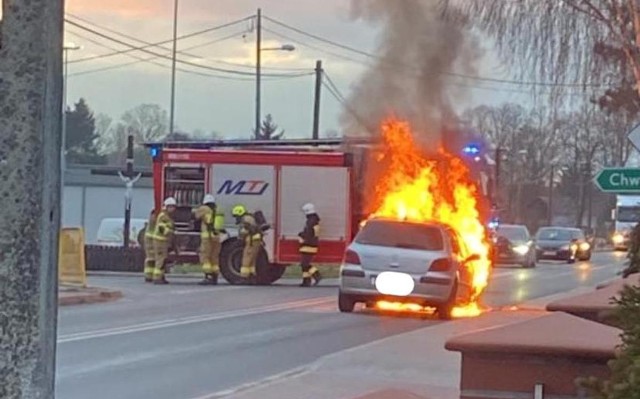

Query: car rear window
<box><xmin>355</xmin><ymin>220</ymin><xmax>444</xmax><ymax>251</ymax></box>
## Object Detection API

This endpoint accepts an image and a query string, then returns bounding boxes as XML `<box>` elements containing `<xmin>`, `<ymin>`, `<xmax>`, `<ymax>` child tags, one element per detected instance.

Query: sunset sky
<box><xmin>63</xmin><ymin>0</ymin><xmax>521</xmax><ymax>139</ymax></box>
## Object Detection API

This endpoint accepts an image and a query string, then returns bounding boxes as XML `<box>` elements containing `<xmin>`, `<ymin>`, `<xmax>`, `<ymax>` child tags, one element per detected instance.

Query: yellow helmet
<box><xmin>231</xmin><ymin>204</ymin><xmax>246</xmax><ymax>217</ymax></box>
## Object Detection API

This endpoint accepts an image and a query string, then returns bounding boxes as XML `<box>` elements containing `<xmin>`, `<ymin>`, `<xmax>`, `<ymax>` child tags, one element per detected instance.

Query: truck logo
<box><xmin>217</xmin><ymin>180</ymin><xmax>269</xmax><ymax>195</ymax></box>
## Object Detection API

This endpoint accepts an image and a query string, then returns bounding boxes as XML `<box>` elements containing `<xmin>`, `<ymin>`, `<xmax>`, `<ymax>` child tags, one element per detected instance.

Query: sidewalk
<box><xmin>219</xmin><ymin>279</ymin><xmax>619</xmax><ymax>399</ymax></box>
<box><xmin>59</xmin><ymin>285</ymin><xmax>122</xmax><ymax>306</ymax></box>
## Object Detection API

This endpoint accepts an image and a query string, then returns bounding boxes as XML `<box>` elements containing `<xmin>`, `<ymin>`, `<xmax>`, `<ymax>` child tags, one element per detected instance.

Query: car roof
<box><xmin>538</xmin><ymin>226</ymin><xmax>581</xmax><ymax>231</ymax></box>
<box><xmin>497</xmin><ymin>224</ymin><xmax>527</xmax><ymax>229</ymax></box>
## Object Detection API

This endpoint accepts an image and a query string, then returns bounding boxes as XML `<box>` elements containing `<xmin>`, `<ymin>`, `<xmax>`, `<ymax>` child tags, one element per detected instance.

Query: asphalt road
<box><xmin>56</xmin><ymin>251</ymin><xmax>626</xmax><ymax>399</ymax></box>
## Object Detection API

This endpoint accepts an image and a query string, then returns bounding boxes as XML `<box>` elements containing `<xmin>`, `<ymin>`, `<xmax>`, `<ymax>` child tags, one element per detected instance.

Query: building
<box><xmin>63</xmin><ymin>164</ymin><xmax>153</xmax><ymax>244</ymax></box>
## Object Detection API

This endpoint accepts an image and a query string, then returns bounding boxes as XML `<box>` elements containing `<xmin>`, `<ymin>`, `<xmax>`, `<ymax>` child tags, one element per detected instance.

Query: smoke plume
<box><xmin>342</xmin><ymin>0</ymin><xmax>482</xmax><ymax>148</ymax></box>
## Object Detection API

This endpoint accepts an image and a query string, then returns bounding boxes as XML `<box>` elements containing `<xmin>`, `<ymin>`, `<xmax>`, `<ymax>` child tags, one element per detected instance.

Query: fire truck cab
<box><xmin>146</xmin><ymin>139</ymin><xmax>359</xmax><ymax>285</ymax></box>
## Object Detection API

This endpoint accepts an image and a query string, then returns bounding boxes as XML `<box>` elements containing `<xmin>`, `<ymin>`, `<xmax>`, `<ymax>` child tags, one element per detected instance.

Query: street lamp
<box><xmin>61</xmin><ymin>43</ymin><xmax>81</xmax><ymax>206</ymax></box>
<box><xmin>255</xmin><ymin>8</ymin><xmax>295</xmax><ymax>137</ymax></box>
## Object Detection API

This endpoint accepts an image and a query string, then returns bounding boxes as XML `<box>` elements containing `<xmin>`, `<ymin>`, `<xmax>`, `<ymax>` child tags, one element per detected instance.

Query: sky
<box><xmin>63</xmin><ymin>0</ymin><xmax>533</xmax><ymax>140</ymax></box>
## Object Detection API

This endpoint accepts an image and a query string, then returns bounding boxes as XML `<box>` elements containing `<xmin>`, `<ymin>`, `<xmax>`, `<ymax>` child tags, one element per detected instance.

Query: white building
<box><xmin>62</xmin><ymin>164</ymin><xmax>154</xmax><ymax>244</ymax></box>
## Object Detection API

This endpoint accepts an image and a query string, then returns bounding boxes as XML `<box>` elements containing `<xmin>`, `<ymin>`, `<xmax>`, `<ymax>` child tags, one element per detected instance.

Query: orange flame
<box><xmin>368</xmin><ymin>119</ymin><xmax>491</xmax><ymax>317</ymax></box>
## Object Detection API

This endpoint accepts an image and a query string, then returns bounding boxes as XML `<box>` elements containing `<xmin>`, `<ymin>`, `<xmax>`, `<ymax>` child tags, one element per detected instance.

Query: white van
<box><xmin>96</xmin><ymin>218</ymin><xmax>147</xmax><ymax>247</ymax></box>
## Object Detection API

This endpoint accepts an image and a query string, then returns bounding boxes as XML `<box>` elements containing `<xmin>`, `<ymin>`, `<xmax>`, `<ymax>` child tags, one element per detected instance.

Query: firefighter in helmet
<box><xmin>232</xmin><ymin>204</ymin><xmax>262</xmax><ymax>283</ymax></box>
<box><xmin>143</xmin><ymin>208</ymin><xmax>158</xmax><ymax>282</ymax></box>
<box><xmin>298</xmin><ymin>203</ymin><xmax>322</xmax><ymax>287</ymax></box>
<box><xmin>193</xmin><ymin>194</ymin><xmax>221</xmax><ymax>285</ymax></box>
<box><xmin>153</xmin><ymin>197</ymin><xmax>177</xmax><ymax>285</ymax></box>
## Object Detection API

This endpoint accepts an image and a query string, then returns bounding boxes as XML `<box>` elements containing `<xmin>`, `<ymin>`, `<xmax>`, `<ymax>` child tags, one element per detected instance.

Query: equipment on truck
<box><xmin>145</xmin><ymin>138</ymin><xmax>366</xmax><ymax>285</ymax></box>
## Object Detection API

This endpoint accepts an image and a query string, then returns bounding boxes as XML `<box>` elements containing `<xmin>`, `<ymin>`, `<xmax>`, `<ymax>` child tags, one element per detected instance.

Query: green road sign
<box><xmin>595</xmin><ymin>168</ymin><xmax>640</xmax><ymax>193</ymax></box>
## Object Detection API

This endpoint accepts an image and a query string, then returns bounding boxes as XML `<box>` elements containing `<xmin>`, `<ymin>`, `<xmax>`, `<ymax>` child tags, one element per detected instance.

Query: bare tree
<box><xmin>121</xmin><ymin>104</ymin><xmax>168</xmax><ymax>143</ymax></box>
<box><xmin>444</xmin><ymin>0</ymin><xmax>640</xmax><ymax>99</ymax></box>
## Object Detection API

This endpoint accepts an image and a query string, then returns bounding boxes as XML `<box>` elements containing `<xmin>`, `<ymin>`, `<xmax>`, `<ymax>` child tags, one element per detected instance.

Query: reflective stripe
<box><xmin>252</xmin><ymin>234</ymin><xmax>262</xmax><ymax>240</ymax></box>
<box><xmin>300</xmin><ymin>246</ymin><xmax>318</xmax><ymax>254</ymax></box>
<box><xmin>309</xmin><ymin>266</ymin><xmax>318</xmax><ymax>275</ymax></box>
<box><xmin>202</xmin><ymin>263</ymin><xmax>213</xmax><ymax>273</ymax></box>
<box><xmin>302</xmin><ymin>272</ymin><xmax>312</xmax><ymax>278</ymax></box>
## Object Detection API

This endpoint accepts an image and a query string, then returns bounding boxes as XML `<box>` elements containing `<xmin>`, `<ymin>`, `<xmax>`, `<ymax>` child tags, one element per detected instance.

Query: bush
<box><xmin>579</xmin><ymin>281</ymin><xmax>640</xmax><ymax>398</ymax></box>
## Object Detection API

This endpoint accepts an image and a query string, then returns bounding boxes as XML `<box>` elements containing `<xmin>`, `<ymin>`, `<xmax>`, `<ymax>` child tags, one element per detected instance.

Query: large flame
<box><xmin>368</xmin><ymin>119</ymin><xmax>491</xmax><ymax>318</ymax></box>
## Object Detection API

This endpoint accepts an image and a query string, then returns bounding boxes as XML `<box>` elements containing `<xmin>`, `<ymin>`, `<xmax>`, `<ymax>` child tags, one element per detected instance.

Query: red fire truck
<box><xmin>145</xmin><ymin>139</ymin><xmax>369</xmax><ymax>285</ymax></box>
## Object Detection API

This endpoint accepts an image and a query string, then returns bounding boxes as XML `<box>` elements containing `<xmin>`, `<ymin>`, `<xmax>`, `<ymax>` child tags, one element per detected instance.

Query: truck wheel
<box><xmin>219</xmin><ymin>238</ymin><xmax>277</xmax><ymax>285</ymax></box>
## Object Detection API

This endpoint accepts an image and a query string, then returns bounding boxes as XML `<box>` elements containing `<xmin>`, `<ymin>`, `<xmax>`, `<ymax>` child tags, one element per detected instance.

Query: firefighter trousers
<box><xmin>300</xmin><ymin>253</ymin><xmax>318</xmax><ymax>278</ymax></box>
<box><xmin>144</xmin><ymin>236</ymin><xmax>155</xmax><ymax>280</ymax></box>
<box><xmin>153</xmin><ymin>239</ymin><xmax>169</xmax><ymax>282</ymax></box>
<box><xmin>199</xmin><ymin>235</ymin><xmax>221</xmax><ymax>275</ymax></box>
<box><xmin>240</xmin><ymin>239</ymin><xmax>261</xmax><ymax>277</ymax></box>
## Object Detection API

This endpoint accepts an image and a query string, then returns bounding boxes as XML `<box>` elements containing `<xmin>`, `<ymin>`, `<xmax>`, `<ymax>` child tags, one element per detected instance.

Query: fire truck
<box><xmin>145</xmin><ymin>138</ymin><xmax>369</xmax><ymax>285</ymax></box>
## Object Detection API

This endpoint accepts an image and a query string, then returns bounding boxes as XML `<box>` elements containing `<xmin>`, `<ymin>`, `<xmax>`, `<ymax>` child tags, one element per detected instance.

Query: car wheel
<box><xmin>437</xmin><ymin>280</ymin><xmax>458</xmax><ymax>321</ymax></box>
<box><xmin>338</xmin><ymin>292</ymin><xmax>356</xmax><ymax>313</ymax></box>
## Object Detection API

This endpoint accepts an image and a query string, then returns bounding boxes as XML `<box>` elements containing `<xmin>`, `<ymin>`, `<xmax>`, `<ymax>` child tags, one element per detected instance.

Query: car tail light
<box><xmin>344</xmin><ymin>249</ymin><xmax>361</xmax><ymax>265</ymax></box>
<box><xmin>429</xmin><ymin>258</ymin><xmax>451</xmax><ymax>272</ymax></box>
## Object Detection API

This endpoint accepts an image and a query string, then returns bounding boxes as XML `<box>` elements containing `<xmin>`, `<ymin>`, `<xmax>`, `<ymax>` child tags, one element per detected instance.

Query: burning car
<box><xmin>338</xmin><ymin>218</ymin><xmax>480</xmax><ymax>319</ymax></box>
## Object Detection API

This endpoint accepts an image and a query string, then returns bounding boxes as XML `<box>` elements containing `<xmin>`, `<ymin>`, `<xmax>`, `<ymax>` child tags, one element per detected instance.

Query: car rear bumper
<box><xmin>493</xmin><ymin>252</ymin><xmax>528</xmax><ymax>265</ymax></box>
<box><xmin>339</xmin><ymin>266</ymin><xmax>453</xmax><ymax>306</ymax></box>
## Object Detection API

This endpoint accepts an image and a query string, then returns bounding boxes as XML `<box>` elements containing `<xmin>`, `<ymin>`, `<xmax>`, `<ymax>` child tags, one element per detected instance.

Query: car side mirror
<box><xmin>464</xmin><ymin>254</ymin><xmax>481</xmax><ymax>263</ymax></box>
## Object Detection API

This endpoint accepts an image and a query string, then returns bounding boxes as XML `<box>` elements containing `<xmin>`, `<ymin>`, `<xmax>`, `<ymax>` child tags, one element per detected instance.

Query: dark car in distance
<box><xmin>491</xmin><ymin>224</ymin><xmax>536</xmax><ymax>268</ymax></box>
<box><xmin>535</xmin><ymin>227</ymin><xmax>592</xmax><ymax>263</ymax></box>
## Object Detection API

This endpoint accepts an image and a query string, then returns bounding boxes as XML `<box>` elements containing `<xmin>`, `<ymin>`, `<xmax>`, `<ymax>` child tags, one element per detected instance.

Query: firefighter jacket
<box><xmin>145</xmin><ymin>211</ymin><xmax>157</xmax><ymax>240</ymax></box>
<box><xmin>154</xmin><ymin>210</ymin><xmax>175</xmax><ymax>241</ymax></box>
<box><xmin>238</xmin><ymin>213</ymin><xmax>261</xmax><ymax>242</ymax></box>
<box><xmin>298</xmin><ymin>213</ymin><xmax>320</xmax><ymax>254</ymax></box>
<box><xmin>193</xmin><ymin>204</ymin><xmax>217</xmax><ymax>238</ymax></box>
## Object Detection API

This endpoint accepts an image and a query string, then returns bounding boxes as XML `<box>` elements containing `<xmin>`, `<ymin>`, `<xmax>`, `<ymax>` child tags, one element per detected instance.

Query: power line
<box><xmin>66</xmin><ymin>14</ymin><xmax>308</xmax><ymax>72</ymax></box>
<box><xmin>65</xmin><ymin>19</ymin><xmax>312</xmax><ymax>78</ymax></box>
<box><xmin>264</xmin><ymin>14</ymin><xmax>603</xmax><ymax>88</ymax></box>
<box><xmin>66</xmin><ymin>13</ymin><xmax>252</xmax><ymax>63</ymax></box>
<box><xmin>67</xmin><ymin>29</ymin><xmax>313</xmax><ymax>81</ymax></box>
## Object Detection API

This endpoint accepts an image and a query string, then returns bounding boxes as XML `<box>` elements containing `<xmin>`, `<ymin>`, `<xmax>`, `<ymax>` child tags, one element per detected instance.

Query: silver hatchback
<box><xmin>338</xmin><ymin>218</ymin><xmax>479</xmax><ymax>319</ymax></box>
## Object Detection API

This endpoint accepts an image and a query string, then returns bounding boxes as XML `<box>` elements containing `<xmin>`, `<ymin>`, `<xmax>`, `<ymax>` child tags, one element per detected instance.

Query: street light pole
<box><xmin>169</xmin><ymin>0</ymin><xmax>179</xmax><ymax>137</ymax></box>
<box><xmin>255</xmin><ymin>8</ymin><xmax>262</xmax><ymax>138</ymax></box>
<box><xmin>548</xmin><ymin>164</ymin><xmax>554</xmax><ymax>226</ymax></box>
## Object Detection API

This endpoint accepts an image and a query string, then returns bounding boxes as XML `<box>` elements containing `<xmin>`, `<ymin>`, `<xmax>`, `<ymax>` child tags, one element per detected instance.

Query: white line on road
<box><xmin>57</xmin><ymin>296</ymin><xmax>335</xmax><ymax>344</ymax></box>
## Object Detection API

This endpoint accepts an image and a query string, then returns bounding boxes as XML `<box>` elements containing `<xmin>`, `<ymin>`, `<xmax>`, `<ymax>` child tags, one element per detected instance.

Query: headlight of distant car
<box><xmin>512</xmin><ymin>244</ymin><xmax>530</xmax><ymax>255</ymax></box>
<box><xmin>613</xmin><ymin>233</ymin><xmax>624</xmax><ymax>244</ymax></box>
<box><xmin>579</xmin><ymin>242</ymin><xmax>590</xmax><ymax>251</ymax></box>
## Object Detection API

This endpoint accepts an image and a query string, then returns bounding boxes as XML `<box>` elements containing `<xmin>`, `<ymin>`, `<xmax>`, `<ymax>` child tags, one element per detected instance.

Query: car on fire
<box><xmin>491</xmin><ymin>224</ymin><xmax>536</xmax><ymax>269</ymax></box>
<box><xmin>338</xmin><ymin>217</ymin><xmax>480</xmax><ymax>320</ymax></box>
<box><xmin>535</xmin><ymin>226</ymin><xmax>592</xmax><ymax>263</ymax></box>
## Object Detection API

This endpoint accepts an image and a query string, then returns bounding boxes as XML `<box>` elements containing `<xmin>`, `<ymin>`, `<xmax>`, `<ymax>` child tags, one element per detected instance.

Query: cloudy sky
<box><xmin>63</xmin><ymin>0</ymin><xmax>528</xmax><ymax>139</ymax></box>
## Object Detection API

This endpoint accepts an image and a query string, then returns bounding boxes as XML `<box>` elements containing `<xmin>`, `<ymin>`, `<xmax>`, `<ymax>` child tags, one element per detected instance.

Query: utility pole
<box><xmin>0</xmin><ymin>0</ymin><xmax>63</xmax><ymax>397</ymax></box>
<box><xmin>255</xmin><ymin>8</ymin><xmax>262</xmax><ymax>138</ymax></box>
<box><xmin>119</xmin><ymin>134</ymin><xmax>141</xmax><ymax>248</ymax></box>
<box><xmin>494</xmin><ymin>146</ymin><xmax>502</xmax><ymax>210</ymax></box>
<box><xmin>169</xmin><ymin>0</ymin><xmax>179</xmax><ymax>137</ymax></box>
<box><xmin>312</xmin><ymin>60</ymin><xmax>323</xmax><ymax>141</ymax></box>
<box><xmin>548</xmin><ymin>164</ymin><xmax>554</xmax><ymax>226</ymax></box>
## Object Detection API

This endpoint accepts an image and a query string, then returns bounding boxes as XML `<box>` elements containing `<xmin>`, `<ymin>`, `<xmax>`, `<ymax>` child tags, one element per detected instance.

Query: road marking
<box><xmin>189</xmin><ymin>366</ymin><xmax>310</xmax><ymax>399</ymax></box>
<box><xmin>57</xmin><ymin>296</ymin><xmax>334</xmax><ymax>344</ymax></box>
<box><xmin>490</xmin><ymin>261</ymin><xmax>622</xmax><ymax>281</ymax></box>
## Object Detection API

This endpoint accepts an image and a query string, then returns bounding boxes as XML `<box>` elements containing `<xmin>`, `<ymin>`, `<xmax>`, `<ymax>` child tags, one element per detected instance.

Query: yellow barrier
<box><xmin>58</xmin><ymin>227</ymin><xmax>87</xmax><ymax>287</ymax></box>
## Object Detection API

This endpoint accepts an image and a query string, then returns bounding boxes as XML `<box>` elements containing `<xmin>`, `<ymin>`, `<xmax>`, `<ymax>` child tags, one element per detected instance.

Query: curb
<box><xmin>59</xmin><ymin>288</ymin><xmax>123</xmax><ymax>306</ymax></box>
<box><xmin>86</xmin><ymin>270</ymin><xmax>320</xmax><ymax>282</ymax></box>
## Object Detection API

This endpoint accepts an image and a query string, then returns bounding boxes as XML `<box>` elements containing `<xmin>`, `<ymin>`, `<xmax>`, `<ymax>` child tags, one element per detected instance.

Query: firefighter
<box><xmin>143</xmin><ymin>208</ymin><xmax>158</xmax><ymax>283</ymax></box>
<box><xmin>193</xmin><ymin>194</ymin><xmax>221</xmax><ymax>285</ymax></box>
<box><xmin>298</xmin><ymin>203</ymin><xmax>322</xmax><ymax>287</ymax></box>
<box><xmin>232</xmin><ymin>204</ymin><xmax>262</xmax><ymax>283</ymax></box>
<box><xmin>153</xmin><ymin>197</ymin><xmax>177</xmax><ymax>285</ymax></box>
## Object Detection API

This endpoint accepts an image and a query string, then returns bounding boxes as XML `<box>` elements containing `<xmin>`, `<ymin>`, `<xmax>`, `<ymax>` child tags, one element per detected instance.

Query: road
<box><xmin>56</xmin><ymin>252</ymin><xmax>626</xmax><ymax>399</ymax></box>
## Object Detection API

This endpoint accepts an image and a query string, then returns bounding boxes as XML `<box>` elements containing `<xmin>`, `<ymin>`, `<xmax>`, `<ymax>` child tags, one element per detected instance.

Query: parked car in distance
<box><xmin>96</xmin><ymin>218</ymin><xmax>146</xmax><ymax>248</ymax></box>
<box><xmin>492</xmin><ymin>224</ymin><xmax>536</xmax><ymax>269</ymax></box>
<box><xmin>338</xmin><ymin>217</ymin><xmax>480</xmax><ymax>320</ymax></box>
<box><xmin>535</xmin><ymin>226</ymin><xmax>592</xmax><ymax>263</ymax></box>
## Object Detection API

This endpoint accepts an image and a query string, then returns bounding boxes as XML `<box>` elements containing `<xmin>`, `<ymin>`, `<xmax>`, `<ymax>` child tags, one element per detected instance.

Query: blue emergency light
<box><xmin>462</xmin><ymin>144</ymin><xmax>480</xmax><ymax>155</ymax></box>
<box><xmin>149</xmin><ymin>145</ymin><xmax>161</xmax><ymax>159</ymax></box>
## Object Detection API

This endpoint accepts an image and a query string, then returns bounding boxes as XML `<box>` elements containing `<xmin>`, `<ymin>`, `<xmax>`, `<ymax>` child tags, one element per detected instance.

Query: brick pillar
<box><xmin>0</xmin><ymin>0</ymin><xmax>64</xmax><ymax>397</ymax></box>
